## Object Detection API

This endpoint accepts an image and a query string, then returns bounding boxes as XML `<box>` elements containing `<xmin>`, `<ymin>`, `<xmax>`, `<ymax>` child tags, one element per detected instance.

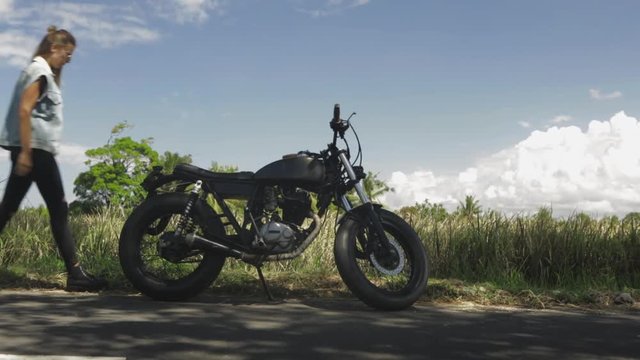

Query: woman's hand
<box><xmin>14</xmin><ymin>150</ymin><xmax>33</xmax><ymax>176</ymax></box>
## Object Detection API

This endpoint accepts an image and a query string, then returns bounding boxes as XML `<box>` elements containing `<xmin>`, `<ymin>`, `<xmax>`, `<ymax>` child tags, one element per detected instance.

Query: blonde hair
<box><xmin>33</xmin><ymin>26</ymin><xmax>76</xmax><ymax>85</ymax></box>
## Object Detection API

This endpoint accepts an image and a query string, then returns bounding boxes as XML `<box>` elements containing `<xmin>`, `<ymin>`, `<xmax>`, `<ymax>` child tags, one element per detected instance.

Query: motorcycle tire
<box><xmin>334</xmin><ymin>208</ymin><xmax>428</xmax><ymax>310</ymax></box>
<box><xmin>119</xmin><ymin>193</ymin><xmax>226</xmax><ymax>301</ymax></box>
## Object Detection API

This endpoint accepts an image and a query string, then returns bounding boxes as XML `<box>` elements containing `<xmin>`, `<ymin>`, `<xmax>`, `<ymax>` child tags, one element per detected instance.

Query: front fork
<box><xmin>337</xmin><ymin>153</ymin><xmax>392</xmax><ymax>254</ymax></box>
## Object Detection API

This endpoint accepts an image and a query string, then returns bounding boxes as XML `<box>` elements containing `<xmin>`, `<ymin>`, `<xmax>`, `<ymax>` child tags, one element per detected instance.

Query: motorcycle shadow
<box><xmin>189</xmin><ymin>291</ymin><xmax>371</xmax><ymax>312</ymax></box>
<box><xmin>182</xmin><ymin>277</ymin><xmax>370</xmax><ymax>311</ymax></box>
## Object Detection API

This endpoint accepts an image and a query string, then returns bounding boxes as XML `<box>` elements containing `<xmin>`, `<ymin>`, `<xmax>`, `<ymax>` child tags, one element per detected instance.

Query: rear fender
<box><xmin>143</xmin><ymin>193</ymin><xmax>224</xmax><ymax>238</ymax></box>
<box><xmin>141</xmin><ymin>166</ymin><xmax>191</xmax><ymax>196</ymax></box>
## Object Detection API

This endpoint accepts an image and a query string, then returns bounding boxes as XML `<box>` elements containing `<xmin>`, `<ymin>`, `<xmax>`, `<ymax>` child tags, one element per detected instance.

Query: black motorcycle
<box><xmin>119</xmin><ymin>104</ymin><xmax>428</xmax><ymax>310</ymax></box>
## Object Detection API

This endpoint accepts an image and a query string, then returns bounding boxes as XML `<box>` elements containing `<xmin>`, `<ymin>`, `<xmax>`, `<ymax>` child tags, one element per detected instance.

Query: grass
<box><xmin>0</xmin><ymin>205</ymin><xmax>638</xmax><ymax>310</ymax></box>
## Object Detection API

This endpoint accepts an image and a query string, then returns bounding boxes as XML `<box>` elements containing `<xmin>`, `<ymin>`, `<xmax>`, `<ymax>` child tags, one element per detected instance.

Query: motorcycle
<box><xmin>119</xmin><ymin>104</ymin><xmax>429</xmax><ymax>310</ymax></box>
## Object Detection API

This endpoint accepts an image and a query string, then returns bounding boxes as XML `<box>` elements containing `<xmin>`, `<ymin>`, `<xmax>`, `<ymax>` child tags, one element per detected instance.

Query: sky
<box><xmin>1</xmin><ymin>0</ymin><xmax>640</xmax><ymax>217</ymax></box>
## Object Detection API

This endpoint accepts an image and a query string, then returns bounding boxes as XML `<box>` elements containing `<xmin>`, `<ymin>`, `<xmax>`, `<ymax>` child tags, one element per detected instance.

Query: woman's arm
<box><xmin>14</xmin><ymin>78</ymin><xmax>42</xmax><ymax>176</ymax></box>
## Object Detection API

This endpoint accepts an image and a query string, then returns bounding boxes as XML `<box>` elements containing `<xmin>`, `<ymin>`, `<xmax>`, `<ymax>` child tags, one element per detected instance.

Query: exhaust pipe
<box><xmin>184</xmin><ymin>233</ymin><xmax>245</xmax><ymax>259</ymax></box>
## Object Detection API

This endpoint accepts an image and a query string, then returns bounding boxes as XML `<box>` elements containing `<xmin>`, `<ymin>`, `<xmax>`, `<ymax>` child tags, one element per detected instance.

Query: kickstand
<box><xmin>255</xmin><ymin>265</ymin><xmax>275</xmax><ymax>301</ymax></box>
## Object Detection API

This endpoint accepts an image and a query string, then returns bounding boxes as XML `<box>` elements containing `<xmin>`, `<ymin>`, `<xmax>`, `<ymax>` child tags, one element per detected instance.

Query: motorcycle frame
<box><xmin>140</xmin><ymin>115</ymin><xmax>391</xmax><ymax>263</ymax></box>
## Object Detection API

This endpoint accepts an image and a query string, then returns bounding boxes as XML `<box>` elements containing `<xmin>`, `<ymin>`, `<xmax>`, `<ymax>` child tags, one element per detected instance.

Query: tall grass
<box><xmin>0</xmin><ymin>206</ymin><xmax>129</xmax><ymax>285</ymax></box>
<box><xmin>402</xmin><ymin>207</ymin><xmax>640</xmax><ymax>289</ymax></box>
<box><xmin>0</xmin><ymin>205</ymin><xmax>638</xmax><ymax>291</ymax></box>
<box><xmin>0</xmin><ymin>207</ymin><xmax>56</xmax><ymax>271</ymax></box>
<box><xmin>67</xmin><ymin>207</ymin><xmax>128</xmax><ymax>282</ymax></box>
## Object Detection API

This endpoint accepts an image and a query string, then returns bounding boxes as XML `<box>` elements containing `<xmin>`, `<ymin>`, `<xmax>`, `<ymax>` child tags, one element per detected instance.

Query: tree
<box><xmin>456</xmin><ymin>195</ymin><xmax>481</xmax><ymax>218</ymax></box>
<box><xmin>346</xmin><ymin>171</ymin><xmax>392</xmax><ymax>205</ymax></box>
<box><xmin>363</xmin><ymin>171</ymin><xmax>392</xmax><ymax>202</ymax></box>
<box><xmin>159</xmin><ymin>151</ymin><xmax>192</xmax><ymax>173</ymax></box>
<box><xmin>72</xmin><ymin>122</ymin><xmax>159</xmax><ymax>211</ymax></box>
<box><xmin>398</xmin><ymin>199</ymin><xmax>449</xmax><ymax>225</ymax></box>
<box><xmin>209</xmin><ymin>161</ymin><xmax>238</xmax><ymax>173</ymax></box>
<box><xmin>417</xmin><ymin>199</ymin><xmax>449</xmax><ymax>222</ymax></box>
<box><xmin>623</xmin><ymin>212</ymin><xmax>640</xmax><ymax>224</ymax></box>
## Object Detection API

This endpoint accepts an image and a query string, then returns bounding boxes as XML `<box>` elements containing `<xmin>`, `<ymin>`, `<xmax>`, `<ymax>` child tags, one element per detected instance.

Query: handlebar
<box><xmin>333</xmin><ymin>104</ymin><xmax>340</xmax><ymax>123</ymax></box>
<box><xmin>330</xmin><ymin>103</ymin><xmax>349</xmax><ymax>136</ymax></box>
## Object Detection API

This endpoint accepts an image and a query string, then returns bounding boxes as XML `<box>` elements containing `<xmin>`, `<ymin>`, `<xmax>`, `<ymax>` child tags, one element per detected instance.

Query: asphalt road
<box><xmin>0</xmin><ymin>290</ymin><xmax>638</xmax><ymax>360</ymax></box>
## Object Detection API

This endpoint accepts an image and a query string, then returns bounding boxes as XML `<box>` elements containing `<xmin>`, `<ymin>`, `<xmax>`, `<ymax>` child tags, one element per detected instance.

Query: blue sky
<box><xmin>1</xmin><ymin>0</ymin><xmax>640</xmax><ymax>216</ymax></box>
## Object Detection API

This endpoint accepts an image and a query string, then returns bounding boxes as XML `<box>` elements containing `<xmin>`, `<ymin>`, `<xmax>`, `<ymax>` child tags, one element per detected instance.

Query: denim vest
<box><xmin>0</xmin><ymin>56</ymin><xmax>63</xmax><ymax>155</ymax></box>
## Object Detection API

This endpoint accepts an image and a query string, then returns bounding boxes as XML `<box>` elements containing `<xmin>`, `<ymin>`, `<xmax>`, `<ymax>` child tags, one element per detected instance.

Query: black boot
<box><xmin>66</xmin><ymin>265</ymin><xmax>108</xmax><ymax>292</ymax></box>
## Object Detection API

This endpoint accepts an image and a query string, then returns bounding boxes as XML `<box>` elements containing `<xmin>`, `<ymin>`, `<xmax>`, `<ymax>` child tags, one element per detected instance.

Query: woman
<box><xmin>0</xmin><ymin>26</ymin><xmax>106</xmax><ymax>292</ymax></box>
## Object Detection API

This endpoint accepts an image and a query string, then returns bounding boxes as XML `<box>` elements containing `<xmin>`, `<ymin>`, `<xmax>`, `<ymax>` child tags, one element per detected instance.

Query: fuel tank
<box><xmin>254</xmin><ymin>154</ymin><xmax>325</xmax><ymax>185</ymax></box>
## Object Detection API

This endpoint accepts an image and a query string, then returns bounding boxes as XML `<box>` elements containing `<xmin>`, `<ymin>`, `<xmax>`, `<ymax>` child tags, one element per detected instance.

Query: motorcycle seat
<box><xmin>174</xmin><ymin>163</ymin><xmax>254</xmax><ymax>181</ymax></box>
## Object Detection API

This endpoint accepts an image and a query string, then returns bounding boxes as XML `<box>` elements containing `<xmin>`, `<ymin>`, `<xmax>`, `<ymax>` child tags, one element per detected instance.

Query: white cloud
<box><xmin>0</xmin><ymin>2</ymin><xmax>162</xmax><ymax>67</ymax></box>
<box><xmin>0</xmin><ymin>0</ymin><xmax>232</xmax><ymax>67</ymax></box>
<box><xmin>328</xmin><ymin>0</ymin><xmax>370</xmax><ymax>6</ymax></box>
<box><xmin>0</xmin><ymin>143</ymin><xmax>88</xmax><ymax>166</ymax></box>
<box><xmin>0</xmin><ymin>0</ymin><xmax>13</xmax><ymax>14</ymax></box>
<box><xmin>551</xmin><ymin>115</ymin><xmax>572</xmax><ymax>124</ymax></box>
<box><xmin>518</xmin><ymin>121</ymin><xmax>530</xmax><ymax>128</ymax></box>
<box><xmin>384</xmin><ymin>170</ymin><xmax>457</xmax><ymax>208</ymax></box>
<box><xmin>590</xmin><ymin>88</ymin><xmax>622</xmax><ymax>100</ymax></box>
<box><xmin>58</xmin><ymin>143</ymin><xmax>89</xmax><ymax>165</ymax></box>
<box><xmin>0</xmin><ymin>31</ymin><xmax>37</xmax><ymax>67</ymax></box>
<box><xmin>39</xmin><ymin>2</ymin><xmax>160</xmax><ymax>48</ymax></box>
<box><xmin>299</xmin><ymin>0</ymin><xmax>371</xmax><ymax>17</ymax></box>
<box><xmin>458</xmin><ymin>167</ymin><xmax>477</xmax><ymax>183</ymax></box>
<box><xmin>382</xmin><ymin>111</ymin><xmax>640</xmax><ymax>217</ymax></box>
<box><xmin>150</xmin><ymin>0</ymin><xmax>226</xmax><ymax>24</ymax></box>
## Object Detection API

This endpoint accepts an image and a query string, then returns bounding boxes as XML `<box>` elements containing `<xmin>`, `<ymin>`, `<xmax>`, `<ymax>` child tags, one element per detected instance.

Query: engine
<box><xmin>256</xmin><ymin>220</ymin><xmax>297</xmax><ymax>253</ymax></box>
<box><xmin>281</xmin><ymin>187</ymin><xmax>312</xmax><ymax>225</ymax></box>
<box><xmin>252</xmin><ymin>186</ymin><xmax>312</xmax><ymax>254</ymax></box>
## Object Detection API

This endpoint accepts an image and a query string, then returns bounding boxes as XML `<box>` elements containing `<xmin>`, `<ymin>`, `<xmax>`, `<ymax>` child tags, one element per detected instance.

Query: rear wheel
<box><xmin>334</xmin><ymin>208</ymin><xmax>428</xmax><ymax>310</ymax></box>
<box><xmin>119</xmin><ymin>193</ymin><xmax>226</xmax><ymax>301</ymax></box>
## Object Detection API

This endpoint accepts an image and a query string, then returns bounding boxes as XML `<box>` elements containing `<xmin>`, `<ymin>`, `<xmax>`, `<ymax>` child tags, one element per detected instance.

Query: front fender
<box><xmin>337</xmin><ymin>203</ymin><xmax>384</xmax><ymax>226</ymax></box>
<box><xmin>336</xmin><ymin>203</ymin><xmax>392</xmax><ymax>255</ymax></box>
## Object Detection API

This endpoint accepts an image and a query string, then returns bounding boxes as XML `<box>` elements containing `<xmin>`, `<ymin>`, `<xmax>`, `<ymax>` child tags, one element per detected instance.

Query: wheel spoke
<box><xmin>137</xmin><ymin>212</ymin><xmax>206</xmax><ymax>281</ymax></box>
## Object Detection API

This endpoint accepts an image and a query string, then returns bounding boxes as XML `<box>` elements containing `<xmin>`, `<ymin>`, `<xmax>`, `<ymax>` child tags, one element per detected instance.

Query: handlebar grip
<box><xmin>333</xmin><ymin>104</ymin><xmax>340</xmax><ymax>123</ymax></box>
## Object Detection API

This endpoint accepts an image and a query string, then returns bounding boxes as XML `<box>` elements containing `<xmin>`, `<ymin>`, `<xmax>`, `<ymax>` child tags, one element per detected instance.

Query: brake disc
<box><xmin>369</xmin><ymin>236</ymin><xmax>406</xmax><ymax>276</ymax></box>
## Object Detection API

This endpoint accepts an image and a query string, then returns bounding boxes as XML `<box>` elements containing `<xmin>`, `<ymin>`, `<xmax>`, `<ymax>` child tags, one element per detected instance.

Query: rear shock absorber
<box><xmin>175</xmin><ymin>180</ymin><xmax>203</xmax><ymax>237</ymax></box>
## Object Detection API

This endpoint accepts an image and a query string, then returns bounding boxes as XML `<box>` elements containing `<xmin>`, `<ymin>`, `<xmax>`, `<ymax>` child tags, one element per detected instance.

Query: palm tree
<box><xmin>346</xmin><ymin>171</ymin><xmax>392</xmax><ymax>205</ymax></box>
<box><xmin>363</xmin><ymin>171</ymin><xmax>392</xmax><ymax>202</ymax></box>
<box><xmin>457</xmin><ymin>195</ymin><xmax>481</xmax><ymax>218</ymax></box>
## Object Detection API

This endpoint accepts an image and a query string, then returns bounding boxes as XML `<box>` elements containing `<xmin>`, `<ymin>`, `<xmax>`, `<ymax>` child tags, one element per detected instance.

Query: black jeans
<box><xmin>0</xmin><ymin>148</ymin><xmax>78</xmax><ymax>272</ymax></box>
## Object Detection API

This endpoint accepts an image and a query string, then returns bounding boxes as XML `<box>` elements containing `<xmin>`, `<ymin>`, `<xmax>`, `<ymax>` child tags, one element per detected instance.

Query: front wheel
<box><xmin>334</xmin><ymin>208</ymin><xmax>428</xmax><ymax>310</ymax></box>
